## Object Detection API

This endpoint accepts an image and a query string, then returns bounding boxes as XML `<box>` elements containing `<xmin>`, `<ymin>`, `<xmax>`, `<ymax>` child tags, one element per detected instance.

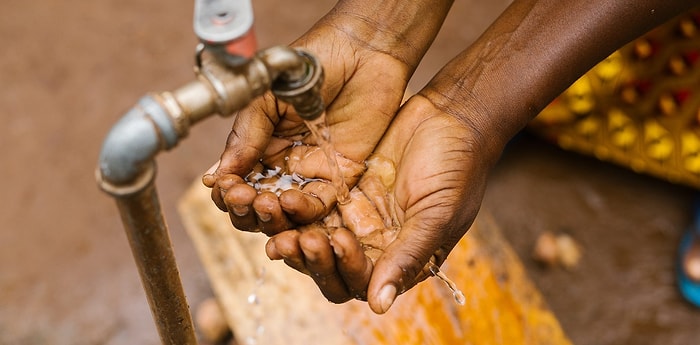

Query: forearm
<box><xmin>318</xmin><ymin>0</ymin><xmax>455</xmax><ymax>71</ymax></box>
<box><xmin>421</xmin><ymin>0</ymin><xmax>700</xmax><ymax>161</ymax></box>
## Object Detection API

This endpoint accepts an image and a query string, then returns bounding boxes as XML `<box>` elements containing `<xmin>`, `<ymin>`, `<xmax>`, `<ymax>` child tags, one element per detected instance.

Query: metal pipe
<box><xmin>97</xmin><ymin>46</ymin><xmax>325</xmax><ymax>344</ymax></box>
<box><xmin>115</xmin><ymin>182</ymin><xmax>197</xmax><ymax>345</ymax></box>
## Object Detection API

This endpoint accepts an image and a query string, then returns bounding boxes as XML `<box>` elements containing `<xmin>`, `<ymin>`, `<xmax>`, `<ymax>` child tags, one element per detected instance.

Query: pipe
<box><xmin>97</xmin><ymin>96</ymin><xmax>177</xmax><ymax>186</ymax></box>
<box><xmin>98</xmin><ymin>46</ymin><xmax>323</xmax><ymax>187</ymax></box>
<box><xmin>96</xmin><ymin>46</ymin><xmax>324</xmax><ymax>344</ymax></box>
<box><xmin>115</xmin><ymin>183</ymin><xmax>197</xmax><ymax>345</ymax></box>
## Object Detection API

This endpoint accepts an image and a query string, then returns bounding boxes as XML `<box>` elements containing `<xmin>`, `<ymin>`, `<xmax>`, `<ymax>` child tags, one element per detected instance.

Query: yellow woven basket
<box><xmin>530</xmin><ymin>9</ymin><xmax>700</xmax><ymax>189</ymax></box>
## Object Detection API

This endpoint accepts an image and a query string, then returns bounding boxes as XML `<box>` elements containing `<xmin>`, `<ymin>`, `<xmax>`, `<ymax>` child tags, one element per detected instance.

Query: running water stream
<box><xmin>303</xmin><ymin>112</ymin><xmax>351</xmax><ymax>205</ymax></box>
<box><xmin>429</xmin><ymin>263</ymin><xmax>466</xmax><ymax>305</ymax></box>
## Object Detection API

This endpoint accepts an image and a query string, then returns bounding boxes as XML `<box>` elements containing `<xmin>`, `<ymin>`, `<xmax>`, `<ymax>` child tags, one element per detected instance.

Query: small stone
<box><xmin>532</xmin><ymin>231</ymin><xmax>582</xmax><ymax>269</ymax></box>
<box><xmin>555</xmin><ymin>234</ymin><xmax>582</xmax><ymax>269</ymax></box>
<box><xmin>532</xmin><ymin>231</ymin><xmax>559</xmax><ymax>267</ymax></box>
<box><xmin>195</xmin><ymin>297</ymin><xmax>231</xmax><ymax>343</ymax></box>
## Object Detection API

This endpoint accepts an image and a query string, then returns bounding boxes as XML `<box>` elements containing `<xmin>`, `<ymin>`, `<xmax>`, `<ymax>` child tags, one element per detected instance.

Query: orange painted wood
<box><xmin>179</xmin><ymin>182</ymin><xmax>571</xmax><ymax>345</ymax></box>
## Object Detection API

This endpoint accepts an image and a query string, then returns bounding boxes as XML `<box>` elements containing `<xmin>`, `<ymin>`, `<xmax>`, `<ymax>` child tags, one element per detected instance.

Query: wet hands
<box><xmin>202</xmin><ymin>0</ymin><xmax>470</xmax><ymax>314</ymax></box>
<box><xmin>207</xmin><ymin>143</ymin><xmax>366</xmax><ymax>236</ymax></box>
<box><xmin>203</xmin><ymin>19</ymin><xmax>411</xmax><ymax>235</ymax></box>
<box><xmin>265</xmin><ymin>96</ymin><xmax>493</xmax><ymax>314</ymax></box>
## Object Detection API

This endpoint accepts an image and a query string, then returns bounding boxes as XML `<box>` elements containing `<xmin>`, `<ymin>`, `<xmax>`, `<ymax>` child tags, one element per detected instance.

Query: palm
<box><xmin>265</xmin><ymin>95</ymin><xmax>493</xmax><ymax>313</ymax></box>
<box><xmin>371</xmin><ymin>95</ymin><xmax>488</xmax><ymax>292</ymax></box>
<box><xmin>207</xmin><ymin>23</ymin><xmax>411</xmax><ymax>235</ymax></box>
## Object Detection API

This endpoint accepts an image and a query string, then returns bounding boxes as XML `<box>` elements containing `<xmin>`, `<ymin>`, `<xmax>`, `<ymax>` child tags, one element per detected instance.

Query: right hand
<box><xmin>203</xmin><ymin>28</ymin><xmax>408</xmax><ymax>235</ymax></box>
<box><xmin>264</xmin><ymin>94</ymin><xmax>500</xmax><ymax>313</ymax></box>
<box><xmin>203</xmin><ymin>1</ymin><xmax>451</xmax><ymax>236</ymax></box>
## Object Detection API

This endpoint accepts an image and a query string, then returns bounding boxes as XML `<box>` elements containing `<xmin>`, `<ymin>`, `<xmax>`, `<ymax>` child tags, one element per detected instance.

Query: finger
<box><xmin>201</xmin><ymin>160</ymin><xmax>220</xmax><ymax>188</ymax></box>
<box><xmin>290</xmin><ymin>147</ymin><xmax>365</xmax><ymax>189</ymax></box>
<box><xmin>330</xmin><ymin>228</ymin><xmax>373</xmax><ymax>301</ymax></box>
<box><xmin>222</xmin><ymin>177</ymin><xmax>259</xmax><ymax>232</ymax></box>
<box><xmin>253</xmin><ymin>191</ymin><xmax>292</xmax><ymax>236</ymax></box>
<box><xmin>299</xmin><ymin>228</ymin><xmax>351</xmax><ymax>303</ymax></box>
<box><xmin>357</xmin><ymin>168</ymin><xmax>394</xmax><ymax>227</ymax></box>
<box><xmin>210</xmin><ymin>178</ymin><xmax>227</xmax><ymax>212</ymax></box>
<box><xmin>279</xmin><ymin>181</ymin><xmax>337</xmax><ymax>223</ymax></box>
<box><xmin>212</xmin><ymin>173</ymin><xmax>246</xmax><ymax>212</ymax></box>
<box><xmin>210</xmin><ymin>173</ymin><xmax>244</xmax><ymax>212</ymax></box>
<box><xmin>266</xmin><ymin>231</ymin><xmax>308</xmax><ymax>275</ymax></box>
<box><xmin>366</xmin><ymin>223</ymin><xmax>439</xmax><ymax>314</ymax></box>
<box><xmin>338</xmin><ymin>189</ymin><xmax>386</xmax><ymax>238</ymax></box>
<box><xmin>216</xmin><ymin>95</ymin><xmax>278</xmax><ymax>176</ymax></box>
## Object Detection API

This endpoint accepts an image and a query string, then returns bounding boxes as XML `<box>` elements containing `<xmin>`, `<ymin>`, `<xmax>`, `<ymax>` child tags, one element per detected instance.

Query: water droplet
<box><xmin>429</xmin><ymin>263</ymin><xmax>466</xmax><ymax>306</ymax></box>
<box><xmin>247</xmin><ymin>293</ymin><xmax>259</xmax><ymax>305</ymax></box>
<box><xmin>256</xmin><ymin>267</ymin><xmax>266</xmax><ymax>286</ymax></box>
<box><xmin>453</xmin><ymin>290</ymin><xmax>466</xmax><ymax>306</ymax></box>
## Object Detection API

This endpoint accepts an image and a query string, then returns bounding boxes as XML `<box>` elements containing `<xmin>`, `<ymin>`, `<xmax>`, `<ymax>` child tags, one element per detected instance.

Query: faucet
<box><xmin>96</xmin><ymin>1</ymin><xmax>324</xmax><ymax>343</ymax></box>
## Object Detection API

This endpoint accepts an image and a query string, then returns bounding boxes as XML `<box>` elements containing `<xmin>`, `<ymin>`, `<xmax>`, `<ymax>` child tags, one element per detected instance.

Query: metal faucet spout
<box><xmin>265</xmin><ymin>48</ymin><xmax>325</xmax><ymax>121</ymax></box>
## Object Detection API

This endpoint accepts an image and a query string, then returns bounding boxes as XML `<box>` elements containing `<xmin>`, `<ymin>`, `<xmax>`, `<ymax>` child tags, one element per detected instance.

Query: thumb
<box><xmin>217</xmin><ymin>98</ymin><xmax>278</xmax><ymax>177</ymax></box>
<box><xmin>366</xmin><ymin>222</ymin><xmax>440</xmax><ymax>314</ymax></box>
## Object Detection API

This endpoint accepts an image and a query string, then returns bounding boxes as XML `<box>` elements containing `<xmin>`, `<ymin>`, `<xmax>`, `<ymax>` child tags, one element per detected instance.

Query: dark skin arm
<box><xmin>425</xmin><ymin>0</ymin><xmax>698</xmax><ymax>148</ymax></box>
<box><xmin>266</xmin><ymin>0</ymin><xmax>700</xmax><ymax>314</ymax></box>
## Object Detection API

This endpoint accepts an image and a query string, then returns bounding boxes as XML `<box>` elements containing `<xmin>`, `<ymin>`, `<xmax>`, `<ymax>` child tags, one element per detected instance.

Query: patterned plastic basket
<box><xmin>530</xmin><ymin>9</ymin><xmax>700</xmax><ymax>189</ymax></box>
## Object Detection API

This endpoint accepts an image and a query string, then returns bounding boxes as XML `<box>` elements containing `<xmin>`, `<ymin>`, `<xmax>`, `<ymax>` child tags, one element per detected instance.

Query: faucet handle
<box><xmin>194</xmin><ymin>0</ymin><xmax>257</xmax><ymax>67</ymax></box>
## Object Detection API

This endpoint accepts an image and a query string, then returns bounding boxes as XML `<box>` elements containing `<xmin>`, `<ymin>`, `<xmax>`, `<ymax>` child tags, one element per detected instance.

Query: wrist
<box><xmin>321</xmin><ymin>0</ymin><xmax>454</xmax><ymax>70</ymax></box>
<box><xmin>420</xmin><ymin>0</ymin><xmax>700</xmax><ymax>161</ymax></box>
<box><xmin>416</xmin><ymin>87</ymin><xmax>512</xmax><ymax>169</ymax></box>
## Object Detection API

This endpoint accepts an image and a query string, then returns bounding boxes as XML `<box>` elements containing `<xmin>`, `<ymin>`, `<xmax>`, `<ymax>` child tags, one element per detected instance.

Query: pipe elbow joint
<box><xmin>98</xmin><ymin>96</ymin><xmax>180</xmax><ymax>191</ymax></box>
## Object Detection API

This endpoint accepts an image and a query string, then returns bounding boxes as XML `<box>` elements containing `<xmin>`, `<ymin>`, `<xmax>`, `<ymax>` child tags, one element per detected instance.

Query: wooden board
<box><xmin>178</xmin><ymin>181</ymin><xmax>572</xmax><ymax>345</ymax></box>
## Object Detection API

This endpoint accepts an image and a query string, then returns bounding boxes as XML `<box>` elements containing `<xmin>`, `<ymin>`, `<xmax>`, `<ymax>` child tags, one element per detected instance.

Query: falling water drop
<box><xmin>303</xmin><ymin>112</ymin><xmax>351</xmax><ymax>204</ymax></box>
<box><xmin>429</xmin><ymin>263</ymin><xmax>466</xmax><ymax>306</ymax></box>
<box><xmin>247</xmin><ymin>293</ymin><xmax>260</xmax><ymax>305</ymax></box>
<box><xmin>244</xmin><ymin>267</ymin><xmax>267</xmax><ymax>344</ymax></box>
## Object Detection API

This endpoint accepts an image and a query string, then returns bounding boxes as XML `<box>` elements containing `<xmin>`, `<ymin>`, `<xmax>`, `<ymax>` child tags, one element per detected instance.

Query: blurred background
<box><xmin>1</xmin><ymin>0</ymin><xmax>698</xmax><ymax>344</ymax></box>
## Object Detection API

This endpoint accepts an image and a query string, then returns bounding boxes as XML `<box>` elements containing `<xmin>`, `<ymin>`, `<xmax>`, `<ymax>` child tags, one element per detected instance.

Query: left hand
<box><xmin>265</xmin><ymin>94</ymin><xmax>497</xmax><ymax>313</ymax></box>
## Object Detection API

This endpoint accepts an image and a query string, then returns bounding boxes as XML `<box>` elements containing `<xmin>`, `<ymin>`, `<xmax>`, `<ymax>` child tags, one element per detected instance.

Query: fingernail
<box><xmin>256</xmin><ymin>211</ymin><xmax>271</xmax><ymax>222</ymax></box>
<box><xmin>332</xmin><ymin>244</ymin><xmax>344</xmax><ymax>258</ymax></box>
<box><xmin>201</xmin><ymin>174</ymin><xmax>216</xmax><ymax>187</ymax></box>
<box><xmin>266</xmin><ymin>239</ymin><xmax>282</xmax><ymax>260</ymax></box>
<box><xmin>232</xmin><ymin>205</ymin><xmax>249</xmax><ymax>217</ymax></box>
<box><xmin>304</xmin><ymin>248</ymin><xmax>318</xmax><ymax>262</ymax></box>
<box><xmin>378</xmin><ymin>284</ymin><xmax>397</xmax><ymax>313</ymax></box>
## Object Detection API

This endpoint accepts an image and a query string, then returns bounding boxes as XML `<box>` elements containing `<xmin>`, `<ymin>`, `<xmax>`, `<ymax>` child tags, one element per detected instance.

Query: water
<box><xmin>303</xmin><ymin>112</ymin><xmax>351</xmax><ymax>204</ymax></box>
<box><xmin>245</xmin><ymin>166</ymin><xmax>321</xmax><ymax>196</ymax></box>
<box><xmin>429</xmin><ymin>263</ymin><xmax>466</xmax><ymax>305</ymax></box>
<box><xmin>244</xmin><ymin>267</ymin><xmax>266</xmax><ymax>345</ymax></box>
<box><xmin>302</xmin><ymin>112</ymin><xmax>466</xmax><ymax>306</ymax></box>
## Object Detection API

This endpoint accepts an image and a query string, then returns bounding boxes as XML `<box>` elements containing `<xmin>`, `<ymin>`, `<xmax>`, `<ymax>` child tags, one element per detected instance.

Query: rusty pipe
<box><xmin>97</xmin><ymin>46</ymin><xmax>324</xmax><ymax>344</ymax></box>
<box><xmin>115</xmin><ymin>183</ymin><xmax>198</xmax><ymax>344</ymax></box>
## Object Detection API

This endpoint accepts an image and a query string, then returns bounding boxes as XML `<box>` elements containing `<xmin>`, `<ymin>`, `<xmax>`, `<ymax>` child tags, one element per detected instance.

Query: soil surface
<box><xmin>2</xmin><ymin>1</ymin><xmax>698</xmax><ymax>344</ymax></box>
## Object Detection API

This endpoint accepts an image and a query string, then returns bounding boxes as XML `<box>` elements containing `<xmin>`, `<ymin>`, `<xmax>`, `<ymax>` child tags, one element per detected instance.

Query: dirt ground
<box><xmin>2</xmin><ymin>1</ymin><xmax>699</xmax><ymax>344</ymax></box>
